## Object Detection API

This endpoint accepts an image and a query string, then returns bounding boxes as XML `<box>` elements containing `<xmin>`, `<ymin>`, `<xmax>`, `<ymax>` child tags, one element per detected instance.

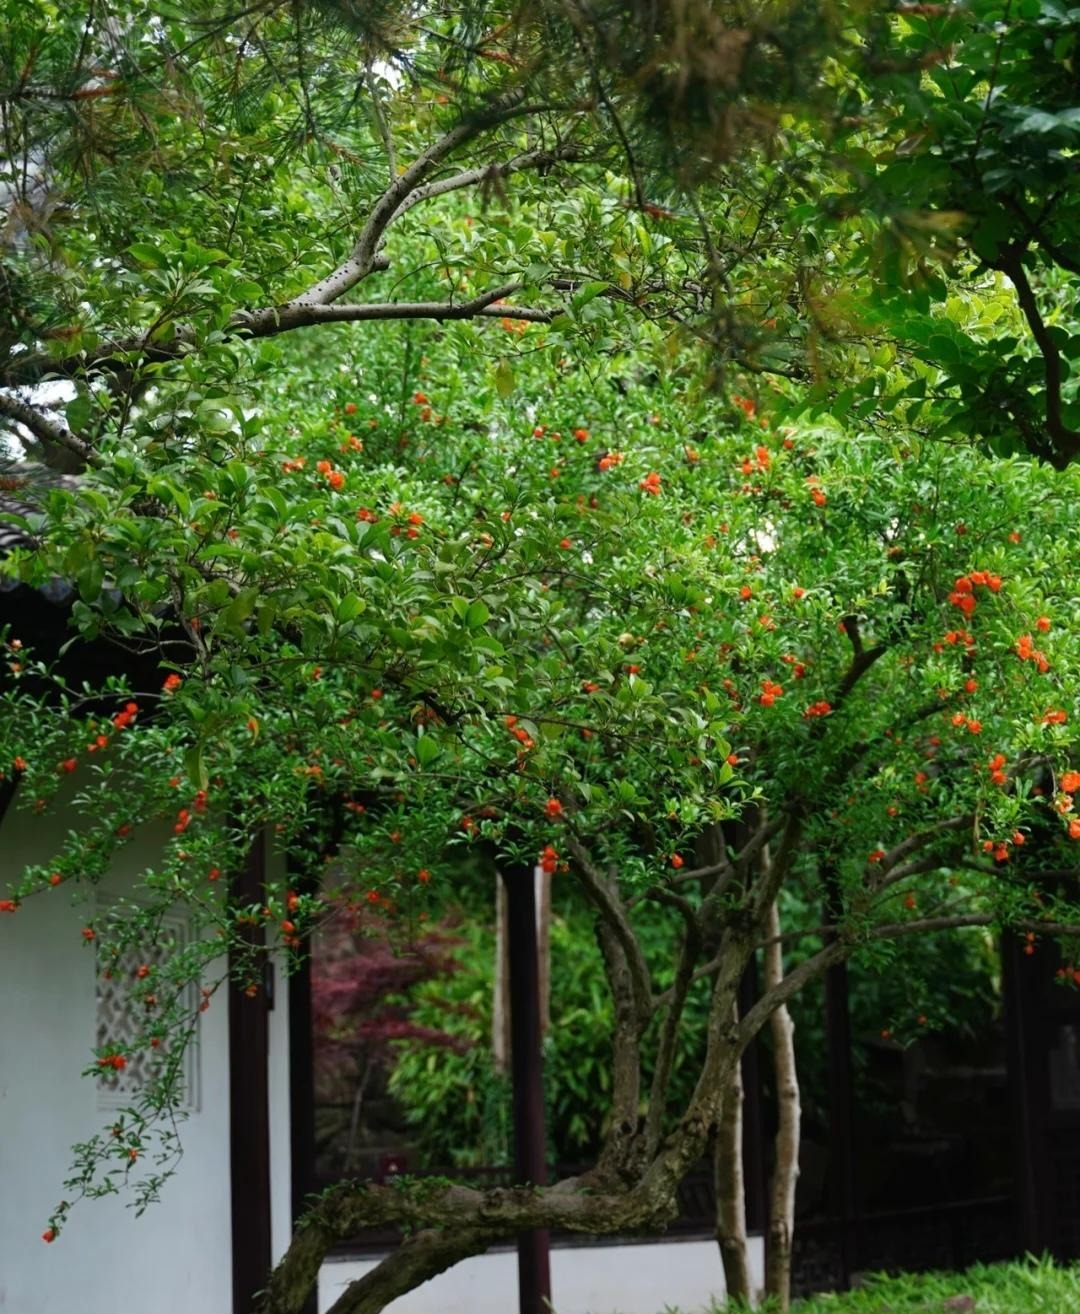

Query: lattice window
<box><xmin>95</xmin><ymin>910</ymin><xmax>200</xmax><ymax>1112</ymax></box>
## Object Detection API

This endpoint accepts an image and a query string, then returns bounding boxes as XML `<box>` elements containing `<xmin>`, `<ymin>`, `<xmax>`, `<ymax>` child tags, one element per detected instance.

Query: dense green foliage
<box><xmin>389</xmin><ymin>891</ymin><xmax>713</xmax><ymax>1164</ymax></box>
<box><xmin>4</xmin><ymin>4</ymin><xmax>1080</xmax><ymax>1304</ymax></box>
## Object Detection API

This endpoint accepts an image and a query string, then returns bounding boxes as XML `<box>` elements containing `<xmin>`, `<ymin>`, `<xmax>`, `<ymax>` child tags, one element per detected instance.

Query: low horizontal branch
<box><xmin>3</xmin><ymin>282</ymin><xmax>555</xmax><ymax>388</ymax></box>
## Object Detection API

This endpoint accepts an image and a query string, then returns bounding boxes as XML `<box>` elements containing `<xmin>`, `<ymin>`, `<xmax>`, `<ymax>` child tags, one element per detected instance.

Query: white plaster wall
<box><xmin>0</xmin><ymin>804</ymin><xmax>233</xmax><ymax>1314</ymax></box>
<box><xmin>318</xmin><ymin>1235</ymin><xmax>765</xmax><ymax>1314</ymax></box>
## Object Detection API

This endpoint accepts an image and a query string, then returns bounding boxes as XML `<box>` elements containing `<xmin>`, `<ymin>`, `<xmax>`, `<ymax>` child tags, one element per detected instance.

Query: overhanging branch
<box><xmin>0</xmin><ymin>391</ymin><xmax>96</xmax><ymax>465</ymax></box>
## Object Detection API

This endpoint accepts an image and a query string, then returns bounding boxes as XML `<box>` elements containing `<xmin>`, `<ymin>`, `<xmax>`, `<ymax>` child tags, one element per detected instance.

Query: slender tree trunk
<box><xmin>714</xmin><ymin>1009</ymin><xmax>753</xmax><ymax>1306</ymax></box>
<box><xmin>763</xmin><ymin>898</ymin><xmax>800</xmax><ymax>1312</ymax></box>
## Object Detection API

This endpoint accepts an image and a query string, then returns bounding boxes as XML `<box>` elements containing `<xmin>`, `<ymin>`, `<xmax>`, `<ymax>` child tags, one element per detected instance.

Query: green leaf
<box><xmin>571</xmin><ymin>280</ymin><xmax>609</xmax><ymax>310</ymax></box>
<box><xmin>494</xmin><ymin>359</ymin><xmax>516</xmax><ymax>398</ymax></box>
<box><xmin>415</xmin><ymin>734</ymin><xmax>439</xmax><ymax>766</ymax></box>
<box><xmin>185</xmin><ymin>745</ymin><xmax>209</xmax><ymax>791</ymax></box>
<box><xmin>65</xmin><ymin>394</ymin><xmax>94</xmax><ymax>433</ymax></box>
<box><xmin>337</xmin><ymin>594</ymin><xmax>367</xmax><ymax>622</ymax></box>
<box><xmin>222</xmin><ymin>587</ymin><xmax>259</xmax><ymax>629</ymax></box>
<box><xmin>128</xmin><ymin>242</ymin><xmax>167</xmax><ymax>268</ymax></box>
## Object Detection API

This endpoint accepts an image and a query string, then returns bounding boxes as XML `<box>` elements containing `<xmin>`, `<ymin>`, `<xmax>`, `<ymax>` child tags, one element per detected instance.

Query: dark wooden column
<box><xmin>229</xmin><ymin>831</ymin><xmax>273</xmax><ymax>1314</ymax></box>
<box><xmin>0</xmin><ymin>774</ymin><xmax>17</xmax><ymax>825</ymax></box>
<box><xmin>823</xmin><ymin>869</ymin><xmax>856</xmax><ymax>1288</ymax></box>
<box><xmin>502</xmin><ymin>864</ymin><xmax>552</xmax><ymax>1314</ymax></box>
<box><xmin>1002</xmin><ymin>931</ymin><xmax>1044</xmax><ymax>1254</ymax></box>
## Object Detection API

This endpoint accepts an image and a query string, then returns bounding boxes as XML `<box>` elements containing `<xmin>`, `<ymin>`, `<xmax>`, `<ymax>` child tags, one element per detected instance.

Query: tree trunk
<box><xmin>763</xmin><ymin>898</ymin><xmax>800</xmax><ymax>1312</ymax></box>
<box><xmin>714</xmin><ymin>1010</ymin><xmax>753</xmax><ymax>1306</ymax></box>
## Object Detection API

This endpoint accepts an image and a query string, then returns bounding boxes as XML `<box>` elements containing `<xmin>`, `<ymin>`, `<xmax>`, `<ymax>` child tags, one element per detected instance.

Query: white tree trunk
<box><xmin>764</xmin><ymin>898</ymin><xmax>800</xmax><ymax>1312</ymax></box>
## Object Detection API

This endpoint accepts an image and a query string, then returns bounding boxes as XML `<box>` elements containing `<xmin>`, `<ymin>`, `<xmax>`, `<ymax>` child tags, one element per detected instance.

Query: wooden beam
<box><xmin>229</xmin><ymin>830</ymin><xmax>273</xmax><ymax>1314</ymax></box>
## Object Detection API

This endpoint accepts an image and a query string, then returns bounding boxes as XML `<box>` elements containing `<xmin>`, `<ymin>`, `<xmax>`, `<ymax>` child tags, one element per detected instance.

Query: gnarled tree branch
<box><xmin>997</xmin><ymin>247</ymin><xmax>1080</xmax><ymax>468</ymax></box>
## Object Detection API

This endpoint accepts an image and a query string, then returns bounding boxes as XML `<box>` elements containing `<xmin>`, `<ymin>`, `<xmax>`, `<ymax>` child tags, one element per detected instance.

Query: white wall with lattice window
<box><xmin>0</xmin><ymin>804</ymin><xmax>234</xmax><ymax>1314</ymax></box>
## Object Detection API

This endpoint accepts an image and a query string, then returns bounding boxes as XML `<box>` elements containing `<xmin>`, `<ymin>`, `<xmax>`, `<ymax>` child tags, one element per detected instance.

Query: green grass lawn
<box><xmin>687</xmin><ymin>1257</ymin><xmax>1080</xmax><ymax>1312</ymax></box>
<box><xmin>791</xmin><ymin>1257</ymin><xmax>1079</xmax><ymax>1312</ymax></box>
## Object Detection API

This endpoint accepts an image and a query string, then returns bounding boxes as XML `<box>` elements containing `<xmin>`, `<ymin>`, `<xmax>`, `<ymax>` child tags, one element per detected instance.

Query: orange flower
<box><xmin>759</xmin><ymin>679</ymin><xmax>784</xmax><ymax>707</ymax></box>
<box><xmin>670</xmin><ymin>854</ymin><xmax>685</xmax><ymax>869</ymax></box>
<box><xmin>639</xmin><ymin>471</ymin><xmax>662</xmax><ymax>496</ymax></box>
<box><xmin>544</xmin><ymin>798</ymin><xmax>563</xmax><ymax>819</ymax></box>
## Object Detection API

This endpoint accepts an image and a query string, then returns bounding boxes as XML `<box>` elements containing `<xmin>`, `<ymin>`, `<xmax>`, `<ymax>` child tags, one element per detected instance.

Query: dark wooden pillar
<box><xmin>502</xmin><ymin>864</ymin><xmax>552</xmax><ymax>1314</ymax></box>
<box><xmin>1002</xmin><ymin>931</ymin><xmax>1043</xmax><ymax>1254</ymax></box>
<box><xmin>0</xmin><ymin>774</ymin><xmax>17</xmax><ymax>825</ymax></box>
<box><xmin>824</xmin><ymin>956</ymin><xmax>856</xmax><ymax>1286</ymax></box>
<box><xmin>823</xmin><ymin>869</ymin><xmax>856</xmax><ymax>1288</ymax></box>
<box><xmin>229</xmin><ymin>831</ymin><xmax>273</xmax><ymax>1314</ymax></box>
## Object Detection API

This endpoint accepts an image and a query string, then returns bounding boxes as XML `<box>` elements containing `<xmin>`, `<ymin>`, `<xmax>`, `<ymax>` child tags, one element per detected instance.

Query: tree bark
<box><xmin>763</xmin><ymin>898</ymin><xmax>800</xmax><ymax>1312</ymax></box>
<box><xmin>714</xmin><ymin>1005</ymin><xmax>752</xmax><ymax>1306</ymax></box>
